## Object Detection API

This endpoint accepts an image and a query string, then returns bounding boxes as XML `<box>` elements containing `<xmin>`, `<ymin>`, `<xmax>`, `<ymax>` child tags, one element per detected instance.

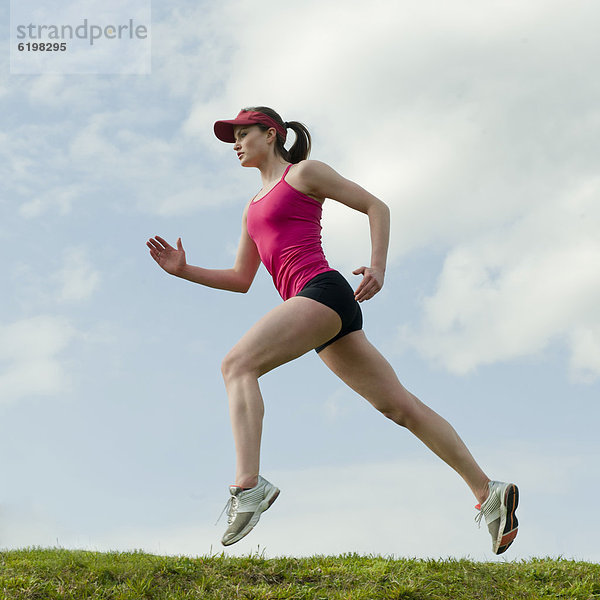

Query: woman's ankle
<box><xmin>236</xmin><ymin>475</ymin><xmax>259</xmax><ymax>489</ymax></box>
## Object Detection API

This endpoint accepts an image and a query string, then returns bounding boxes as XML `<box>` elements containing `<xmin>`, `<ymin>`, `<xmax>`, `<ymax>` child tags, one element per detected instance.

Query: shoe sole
<box><xmin>495</xmin><ymin>483</ymin><xmax>519</xmax><ymax>554</ymax></box>
<box><xmin>221</xmin><ymin>486</ymin><xmax>280</xmax><ymax>546</ymax></box>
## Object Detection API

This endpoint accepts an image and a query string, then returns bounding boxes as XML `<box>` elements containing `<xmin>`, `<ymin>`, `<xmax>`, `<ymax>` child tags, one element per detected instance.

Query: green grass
<box><xmin>1</xmin><ymin>548</ymin><xmax>599</xmax><ymax>599</ymax></box>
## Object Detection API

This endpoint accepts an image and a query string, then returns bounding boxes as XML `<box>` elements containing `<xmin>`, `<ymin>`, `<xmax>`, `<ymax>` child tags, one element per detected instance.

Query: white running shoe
<box><xmin>475</xmin><ymin>480</ymin><xmax>519</xmax><ymax>554</ymax></box>
<box><xmin>220</xmin><ymin>475</ymin><xmax>280</xmax><ymax>546</ymax></box>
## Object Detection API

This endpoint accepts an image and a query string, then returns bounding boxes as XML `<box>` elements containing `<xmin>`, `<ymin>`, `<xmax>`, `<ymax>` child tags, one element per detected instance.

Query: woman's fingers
<box><xmin>355</xmin><ymin>281</ymin><xmax>374</xmax><ymax>302</ymax></box>
<box><xmin>147</xmin><ymin>237</ymin><xmax>166</xmax><ymax>252</ymax></box>
<box><xmin>154</xmin><ymin>235</ymin><xmax>173</xmax><ymax>250</ymax></box>
<box><xmin>147</xmin><ymin>239</ymin><xmax>161</xmax><ymax>253</ymax></box>
<box><xmin>147</xmin><ymin>235</ymin><xmax>181</xmax><ymax>259</ymax></box>
<box><xmin>353</xmin><ymin>266</ymin><xmax>384</xmax><ymax>302</ymax></box>
<box><xmin>355</xmin><ymin>283</ymin><xmax>376</xmax><ymax>302</ymax></box>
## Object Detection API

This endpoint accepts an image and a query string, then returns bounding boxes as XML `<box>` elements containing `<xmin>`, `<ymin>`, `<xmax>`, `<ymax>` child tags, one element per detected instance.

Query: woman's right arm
<box><xmin>147</xmin><ymin>202</ymin><xmax>261</xmax><ymax>293</ymax></box>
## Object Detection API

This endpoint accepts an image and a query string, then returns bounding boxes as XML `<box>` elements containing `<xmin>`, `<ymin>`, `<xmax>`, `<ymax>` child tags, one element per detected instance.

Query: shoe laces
<box><xmin>474</xmin><ymin>482</ymin><xmax>503</xmax><ymax>528</ymax></box>
<box><xmin>215</xmin><ymin>495</ymin><xmax>239</xmax><ymax>526</ymax></box>
<box><xmin>474</xmin><ymin>504</ymin><xmax>484</xmax><ymax>528</ymax></box>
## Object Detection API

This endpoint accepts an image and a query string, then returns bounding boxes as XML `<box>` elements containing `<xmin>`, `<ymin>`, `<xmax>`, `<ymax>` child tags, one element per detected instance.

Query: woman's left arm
<box><xmin>298</xmin><ymin>160</ymin><xmax>390</xmax><ymax>302</ymax></box>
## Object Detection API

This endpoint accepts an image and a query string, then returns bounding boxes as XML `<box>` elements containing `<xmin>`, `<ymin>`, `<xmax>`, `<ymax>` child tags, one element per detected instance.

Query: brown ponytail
<box><xmin>242</xmin><ymin>106</ymin><xmax>311</xmax><ymax>164</ymax></box>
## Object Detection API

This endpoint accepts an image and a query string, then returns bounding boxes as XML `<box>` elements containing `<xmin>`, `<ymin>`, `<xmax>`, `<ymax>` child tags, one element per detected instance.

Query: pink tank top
<box><xmin>246</xmin><ymin>164</ymin><xmax>335</xmax><ymax>300</ymax></box>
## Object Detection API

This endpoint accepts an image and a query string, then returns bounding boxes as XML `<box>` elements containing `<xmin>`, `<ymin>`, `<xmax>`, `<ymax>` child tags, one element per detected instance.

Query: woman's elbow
<box><xmin>369</xmin><ymin>197</ymin><xmax>390</xmax><ymax>216</ymax></box>
<box><xmin>378</xmin><ymin>198</ymin><xmax>390</xmax><ymax>212</ymax></box>
<box><xmin>236</xmin><ymin>275</ymin><xmax>254</xmax><ymax>293</ymax></box>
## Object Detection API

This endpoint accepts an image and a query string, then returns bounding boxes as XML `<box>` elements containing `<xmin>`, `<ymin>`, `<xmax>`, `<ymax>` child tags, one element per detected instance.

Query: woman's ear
<box><xmin>265</xmin><ymin>127</ymin><xmax>277</xmax><ymax>144</ymax></box>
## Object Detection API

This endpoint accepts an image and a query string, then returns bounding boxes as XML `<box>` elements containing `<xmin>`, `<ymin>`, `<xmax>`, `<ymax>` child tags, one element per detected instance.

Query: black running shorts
<box><xmin>295</xmin><ymin>270</ymin><xmax>363</xmax><ymax>353</ymax></box>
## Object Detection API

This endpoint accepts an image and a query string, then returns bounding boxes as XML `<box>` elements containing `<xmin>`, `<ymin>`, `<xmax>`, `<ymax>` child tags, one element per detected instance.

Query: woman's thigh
<box><xmin>317</xmin><ymin>330</ymin><xmax>414</xmax><ymax>416</ymax></box>
<box><xmin>224</xmin><ymin>296</ymin><xmax>342</xmax><ymax>378</ymax></box>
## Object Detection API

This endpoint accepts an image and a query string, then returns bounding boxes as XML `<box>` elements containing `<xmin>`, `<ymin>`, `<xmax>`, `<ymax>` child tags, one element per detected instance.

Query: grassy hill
<box><xmin>1</xmin><ymin>548</ymin><xmax>599</xmax><ymax>599</ymax></box>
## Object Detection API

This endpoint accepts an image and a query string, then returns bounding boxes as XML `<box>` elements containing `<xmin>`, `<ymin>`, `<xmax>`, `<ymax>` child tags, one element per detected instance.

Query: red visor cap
<box><xmin>214</xmin><ymin>110</ymin><xmax>287</xmax><ymax>143</ymax></box>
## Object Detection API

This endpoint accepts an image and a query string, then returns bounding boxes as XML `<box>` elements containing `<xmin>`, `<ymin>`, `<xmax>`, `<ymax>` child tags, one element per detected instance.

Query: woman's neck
<box><xmin>257</xmin><ymin>155</ymin><xmax>290</xmax><ymax>187</ymax></box>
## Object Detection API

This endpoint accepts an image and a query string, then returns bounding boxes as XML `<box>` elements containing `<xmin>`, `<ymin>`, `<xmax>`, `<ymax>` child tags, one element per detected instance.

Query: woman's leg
<box><xmin>318</xmin><ymin>330</ymin><xmax>491</xmax><ymax>504</ymax></box>
<box><xmin>221</xmin><ymin>296</ymin><xmax>342</xmax><ymax>489</ymax></box>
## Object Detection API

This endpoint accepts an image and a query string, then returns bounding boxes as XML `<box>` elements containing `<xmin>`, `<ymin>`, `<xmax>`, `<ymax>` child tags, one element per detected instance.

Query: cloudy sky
<box><xmin>1</xmin><ymin>0</ymin><xmax>599</xmax><ymax>562</ymax></box>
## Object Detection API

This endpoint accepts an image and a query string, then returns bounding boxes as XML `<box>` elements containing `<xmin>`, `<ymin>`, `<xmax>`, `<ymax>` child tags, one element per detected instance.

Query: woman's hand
<box><xmin>147</xmin><ymin>236</ymin><xmax>186</xmax><ymax>276</ymax></box>
<box><xmin>352</xmin><ymin>266</ymin><xmax>384</xmax><ymax>302</ymax></box>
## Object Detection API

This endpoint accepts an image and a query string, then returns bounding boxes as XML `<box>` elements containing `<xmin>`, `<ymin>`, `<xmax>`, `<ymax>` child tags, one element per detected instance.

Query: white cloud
<box><xmin>0</xmin><ymin>315</ymin><xmax>77</xmax><ymax>404</ymax></box>
<box><xmin>61</xmin><ymin>108</ymin><xmax>251</xmax><ymax>216</ymax></box>
<box><xmin>54</xmin><ymin>247</ymin><xmax>101</xmax><ymax>302</ymax></box>
<box><xmin>19</xmin><ymin>183</ymin><xmax>85</xmax><ymax>218</ymax></box>
<box><xmin>151</xmin><ymin>4</ymin><xmax>233</xmax><ymax>101</ymax></box>
<box><xmin>0</xmin><ymin>119</ymin><xmax>93</xmax><ymax>219</ymax></box>
<box><xmin>0</xmin><ymin>5</ymin><xmax>241</xmax><ymax>220</ymax></box>
<box><xmin>568</xmin><ymin>326</ymin><xmax>600</xmax><ymax>383</ymax></box>
<box><xmin>322</xmin><ymin>386</ymin><xmax>357</xmax><ymax>420</ymax></box>
<box><xmin>402</xmin><ymin>177</ymin><xmax>600</xmax><ymax>377</ymax></box>
<box><xmin>11</xmin><ymin>246</ymin><xmax>101</xmax><ymax>309</ymax></box>
<box><xmin>27</xmin><ymin>74</ymin><xmax>93</xmax><ymax>109</ymax></box>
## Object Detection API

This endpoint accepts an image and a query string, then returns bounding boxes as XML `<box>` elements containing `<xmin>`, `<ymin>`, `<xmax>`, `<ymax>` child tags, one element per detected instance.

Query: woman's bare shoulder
<box><xmin>292</xmin><ymin>159</ymin><xmax>333</xmax><ymax>177</ymax></box>
<box><xmin>290</xmin><ymin>159</ymin><xmax>338</xmax><ymax>189</ymax></box>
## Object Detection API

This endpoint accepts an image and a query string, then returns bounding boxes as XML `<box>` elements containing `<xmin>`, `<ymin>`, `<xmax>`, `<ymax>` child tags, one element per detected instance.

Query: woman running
<box><xmin>147</xmin><ymin>106</ymin><xmax>519</xmax><ymax>554</ymax></box>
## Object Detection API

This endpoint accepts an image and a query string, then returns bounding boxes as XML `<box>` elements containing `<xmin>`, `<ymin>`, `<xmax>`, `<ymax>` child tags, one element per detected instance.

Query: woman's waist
<box><xmin>272</xmin><ymin>258</ymin><xmax>333</xmax><ymax>300</ymax></box>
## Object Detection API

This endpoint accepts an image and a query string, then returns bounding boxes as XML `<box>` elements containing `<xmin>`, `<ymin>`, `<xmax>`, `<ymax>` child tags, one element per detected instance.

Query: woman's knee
<box><xmin>221</xmin><ymin>346</ymin><xmax>257</xmax><ymax>383</ymax></box>
<box><xmin>377</xmin><ymin>390</ymin><xmax>421</xmax><ymax>428</ymax></box>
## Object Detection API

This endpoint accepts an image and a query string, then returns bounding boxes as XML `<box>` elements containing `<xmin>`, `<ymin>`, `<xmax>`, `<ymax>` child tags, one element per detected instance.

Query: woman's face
<box><xmin>233</xmin><ymin>125</ymin><xmax>273</xmax><ymax>167</ymax></box>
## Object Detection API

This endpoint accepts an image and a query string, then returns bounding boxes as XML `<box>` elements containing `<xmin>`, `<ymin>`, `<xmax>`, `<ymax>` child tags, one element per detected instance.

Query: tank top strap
<box><xmin>282</xmin><ymin>163</ymin><xmax>293</xmax><ymax>179</ymax></box>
